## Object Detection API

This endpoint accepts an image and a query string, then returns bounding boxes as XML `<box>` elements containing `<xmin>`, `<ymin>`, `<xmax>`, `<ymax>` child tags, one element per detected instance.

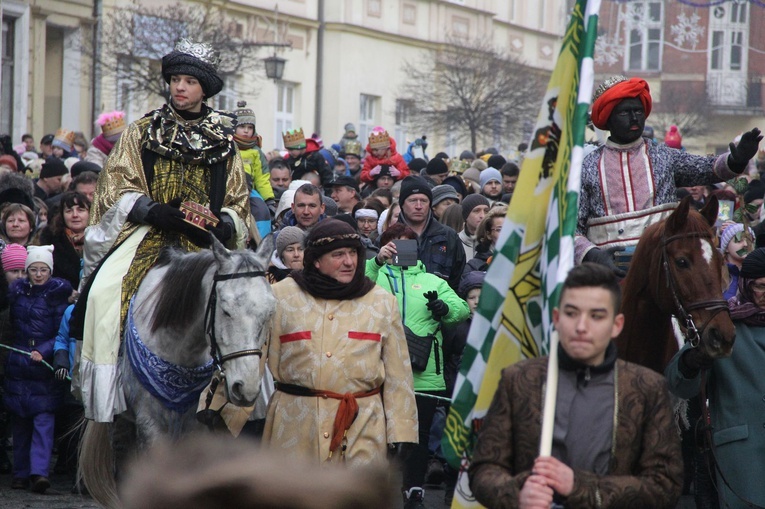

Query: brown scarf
<box><xmin>66</xmin><ymin>228</ymin><xmax>85</xmax><ymax>255</ymax></box>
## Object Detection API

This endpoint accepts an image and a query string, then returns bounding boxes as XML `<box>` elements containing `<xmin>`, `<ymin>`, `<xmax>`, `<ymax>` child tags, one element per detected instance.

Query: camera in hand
<box><xmin>392</xmin><ymin>239</ymin><xmax>418</xmax><ymax>266</ymax></box>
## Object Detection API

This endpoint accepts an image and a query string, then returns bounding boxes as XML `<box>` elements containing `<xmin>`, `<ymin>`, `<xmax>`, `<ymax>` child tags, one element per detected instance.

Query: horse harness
<box><xmin>201</xmin><ymin>268</ymin><xmax>267</xmax><ymax>414</ymax></box>
<box><xmin>661</xmin><ymin>231</ymin><xmax>729</xmax><ymax>348</ymax></box>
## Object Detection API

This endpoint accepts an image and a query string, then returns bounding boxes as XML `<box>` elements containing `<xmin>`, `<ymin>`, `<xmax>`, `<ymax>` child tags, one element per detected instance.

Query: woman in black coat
<box><xmin>38</xmin><ymin>191</ymin><xmax>90</xmax><ymax>290</ymax></box>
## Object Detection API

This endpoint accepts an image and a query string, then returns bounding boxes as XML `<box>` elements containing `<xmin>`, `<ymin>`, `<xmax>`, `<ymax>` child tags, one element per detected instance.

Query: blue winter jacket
<box><xmin>3</xmin><ymin>277</ymin><xmax>72</xmax><ymax>416</ymax></box>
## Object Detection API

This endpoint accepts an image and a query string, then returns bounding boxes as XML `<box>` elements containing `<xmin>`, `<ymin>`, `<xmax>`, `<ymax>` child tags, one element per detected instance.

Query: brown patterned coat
<box><xmin>469</xmin><ymin>357</ymin><xmax>682</xmax><ymax>508</ymax></box>
<box><xmin>263</xmin><ymin>278</ymin><xmax>418</xmax><ymax>466</ymax></box>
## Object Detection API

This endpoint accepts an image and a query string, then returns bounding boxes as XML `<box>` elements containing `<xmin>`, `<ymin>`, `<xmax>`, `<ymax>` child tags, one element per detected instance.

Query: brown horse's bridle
<box><xmin>661</xmin><ymin>232</ymin><xmax>729</xmax><ymax>347</ymax></box>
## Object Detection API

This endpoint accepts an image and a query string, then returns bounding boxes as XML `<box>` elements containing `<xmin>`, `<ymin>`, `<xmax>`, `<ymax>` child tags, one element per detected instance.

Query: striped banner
<box><xmin>442</xmin><ymin>1</ymin><xmax>601</xmax><ymax>506</ymax></box>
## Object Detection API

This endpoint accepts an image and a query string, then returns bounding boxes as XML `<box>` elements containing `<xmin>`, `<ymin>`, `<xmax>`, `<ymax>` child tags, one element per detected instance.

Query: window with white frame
<box><xmin>625</xmin><ymin>1</ymin><xmax>663</xmax><ymax>71</ymax></box>
<box><xmin>275</xmin><ymin>82</ymin><xmax>295</xmax><ymax>149</ymax></box>
<box><xmin>214</xmin><ymin>75</ymin><xmax>237</xmax><ymax>112</ymax></box>
<box><xmin>359</xmin><ymin>94</ymin><xmax>379</xmax><ymax>144</ymax></box>
<box><xmin>709</xmin><ymin>2</ymin><xmax>748</xmax><ymax>72</ymax></box>
<box><xmin>394</xmin><ymin>99</ymin><xmax>413</xmax><ymax>147</ymax></box>
<box><xmin>1</xmin><ymin>17</ymin><xmax>15</xmax><ymax>135</ymax></box>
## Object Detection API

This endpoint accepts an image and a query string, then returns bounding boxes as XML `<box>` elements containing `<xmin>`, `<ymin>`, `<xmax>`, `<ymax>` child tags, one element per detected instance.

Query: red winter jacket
<box><xmin>360</xmin><ymin>138</ymin><xmax>410</xmax><ymax>183</ymax></box>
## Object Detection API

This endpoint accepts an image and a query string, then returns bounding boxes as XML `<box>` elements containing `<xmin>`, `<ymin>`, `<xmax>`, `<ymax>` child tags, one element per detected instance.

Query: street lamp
<box><xmin>263</xmin><ymin>54</ymin><xmax>287</xmax><ymax>81</ymax></box>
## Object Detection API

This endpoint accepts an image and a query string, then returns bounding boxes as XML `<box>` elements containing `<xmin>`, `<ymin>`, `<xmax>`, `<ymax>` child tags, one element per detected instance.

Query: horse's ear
<box><xmin>666</xmin><ymin>195</ymin><xmax>692</xmax><ymax>233</ymax></box>
<box><xmin>699</xmin><ymin>194</ymin><xmax>719</xmax><ymax>227</ymax></box>
<box><xmin>211</xmin><ymin>234</ymin><xmax>231</xmax><ymax>265</ymax></box>
<box><xmin>253</xmin><ymin>233</ymin><xmax>274</xmax><ymax>269</ymax></box>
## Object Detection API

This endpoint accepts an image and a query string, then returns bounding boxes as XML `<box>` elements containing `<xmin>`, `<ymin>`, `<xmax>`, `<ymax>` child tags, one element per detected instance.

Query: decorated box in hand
<box><xmin>180</xmin><ymin>201</ymin><xmax>219</xmax><ymax>230</ymax></box>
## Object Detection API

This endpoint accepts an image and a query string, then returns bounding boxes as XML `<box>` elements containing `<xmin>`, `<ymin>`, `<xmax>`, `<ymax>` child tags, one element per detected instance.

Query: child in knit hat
<box><xmin>234</xmin><ymin>101</ymin><xmax>275</xmax><ymax>241</ymax></box>
<box><xmin>5</xmin><ymin>245</ymin><xmax>73</xmax><ymax>493</ymax></box>
<box><xmin>2</xmin><ymin>243</ymin><xmax>28</xmax><ymax>284</ymax></box>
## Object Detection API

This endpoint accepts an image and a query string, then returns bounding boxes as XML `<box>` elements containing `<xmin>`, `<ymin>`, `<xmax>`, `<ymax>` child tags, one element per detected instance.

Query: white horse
<box><xmin>79</xmin><ymin>236</ymin><xmax>276</xmax><ymax>508</ymax></box>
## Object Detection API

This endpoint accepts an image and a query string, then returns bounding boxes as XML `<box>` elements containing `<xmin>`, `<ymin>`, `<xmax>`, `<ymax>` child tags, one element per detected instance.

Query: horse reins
<box><xmin>204</xmin><ymin>269</ymin><xmax>267</xmax><ymax>372</ymax></box>
<box><xmin>664</xmin><ymin>233</ymin><xmax>757</xmax><ymax>507</ymax></box>
<box><xmin>661</xmin><ymin>232</ymin><xmax>729</xmax><ymax>347</ymax></box>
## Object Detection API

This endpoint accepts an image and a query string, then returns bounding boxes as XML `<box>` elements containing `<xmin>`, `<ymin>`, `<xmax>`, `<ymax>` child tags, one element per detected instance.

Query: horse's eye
<box><xmin>675</xmin><ymin>258</ymin><xmax>690</xmax><ymax>269</ymax></box>
<box><xmin>222</xmin><ymin>309</ymin><xmax>232</xmax><ymax>318</ymax></box>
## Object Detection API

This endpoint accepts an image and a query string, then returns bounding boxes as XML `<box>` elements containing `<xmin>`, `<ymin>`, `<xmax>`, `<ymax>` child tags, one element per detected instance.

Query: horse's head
<box><xmin>209</xmin><ymin>235</ymin><xmax>276</xmax><ymax>407</ymax></box>
<box><xmin>657</xmin><ymin>195</ymin><xmax>735</xmax><ymax>358</ymax></box>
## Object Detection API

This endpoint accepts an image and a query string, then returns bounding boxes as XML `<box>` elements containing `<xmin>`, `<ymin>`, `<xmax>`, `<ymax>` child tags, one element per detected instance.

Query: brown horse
<box><xmin>616</xmin><ymin>195</ymin><xmax>736</xmax><ymax>373</ymax></box>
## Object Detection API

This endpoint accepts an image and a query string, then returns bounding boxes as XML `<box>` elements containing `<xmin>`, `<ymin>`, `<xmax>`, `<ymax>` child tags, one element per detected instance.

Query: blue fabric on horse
<box><xmin>125</xmin><ymin>300</ymin><xmax>214</xmax><ymax>413</ymax></box>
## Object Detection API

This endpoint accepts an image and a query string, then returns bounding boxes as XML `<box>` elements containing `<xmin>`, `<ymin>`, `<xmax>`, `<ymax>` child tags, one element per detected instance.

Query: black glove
<box><xmin>728</xmin><ymin>127</ymin><xmax>763</xmax><ymax>173</ymax></box>
<box><xmin>206</xmin><ymin>221</ymin><xmax>233</xmax><ymax>244</ymax></box>
<box><xmin>582</xmin><ymin>247</ymin><xmax>627</xmax><ymax>278</ymax></box>
<box><xmin>679</xmin><ymin>347</ymin><xmax>714</xmax><ymax>379</ymax></box>
<box><xmin>54</xmin><ymin>368</ymin><xmax>69</xmax><ymax>381</ymax></box>
<box><xmin>426</xmin><ymin>298</ymin><xmax>449</xmax><ymax>320</ymax></box>
<box><xmin>144</xmin><ymin>198</ymin><xmax>187</xmax><ymax>233</ymax></box>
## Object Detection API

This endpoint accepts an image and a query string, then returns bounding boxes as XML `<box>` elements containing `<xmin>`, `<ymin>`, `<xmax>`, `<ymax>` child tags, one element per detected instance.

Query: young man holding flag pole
<box><xmin>442</xmin><ymin>1</ymin><xmax>682</xmax><ymax>507</ymax></box>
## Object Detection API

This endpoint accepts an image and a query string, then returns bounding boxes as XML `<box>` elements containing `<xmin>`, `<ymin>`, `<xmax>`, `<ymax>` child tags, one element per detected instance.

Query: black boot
<box><xmin>403</xmin><ymin>487</ymin><xmax>425</xmax><ymax>509</ymax></box>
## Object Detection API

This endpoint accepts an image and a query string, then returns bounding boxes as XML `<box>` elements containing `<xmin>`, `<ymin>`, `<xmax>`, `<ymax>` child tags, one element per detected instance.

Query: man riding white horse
<box><xmin>577</xmin><ymin>75</ymin><xmax>762</xmax><ymax>275</ymax></box>
<box><xmin>75</xmin><ymin>39</ymin><xmax>251</xmax><ymax>423</ymax></box>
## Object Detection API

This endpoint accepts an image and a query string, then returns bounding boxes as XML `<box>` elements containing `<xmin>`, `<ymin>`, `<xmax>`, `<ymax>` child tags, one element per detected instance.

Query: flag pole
<box><xmin>539</xmin><ymin>330</ymin><xmax>559</xmax><ymax>456</ymax></box>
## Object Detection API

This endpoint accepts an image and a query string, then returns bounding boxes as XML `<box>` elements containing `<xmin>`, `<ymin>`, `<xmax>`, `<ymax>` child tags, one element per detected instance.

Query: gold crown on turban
<box><xmin>174</xmin><ymin>38</ymin><xmax>221</xmax><ymax>70</ymax></box>
<box><xmin>368</xmin><ymin>130</ymin><xmax>391</xmax><ymax>150</ymax></box>
<box><xmin>592</xmin><ymin>75</ymin><xmax>628</xmax><ymax>103</ymax></box>
<box><xmin>283</xmin><ymin>128</ymin><xmax>306</xmax><ymax>148</ymax></box>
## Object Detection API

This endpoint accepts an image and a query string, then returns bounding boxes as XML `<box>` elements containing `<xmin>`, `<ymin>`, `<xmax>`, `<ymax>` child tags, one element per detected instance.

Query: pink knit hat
<box><xmin>2</xmin><ymin>243</ymin><xmax>28</xmax><ymax>271</ymax></box>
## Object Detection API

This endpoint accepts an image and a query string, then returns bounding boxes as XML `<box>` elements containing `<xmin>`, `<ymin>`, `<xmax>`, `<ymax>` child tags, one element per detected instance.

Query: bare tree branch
<box><xmin>398</xmin><ymin>36</ymin><xmax>547</xmax><ymax>153</ymax></box>
<box><xmin>74</xmin><ymin>0</ymin><xmax>268</xmax><ymax>105</ymax></box>
<box><xmin>649</xmin><ymin>86</ymin><xmax>714</xmax><ymax>139</ymax></box>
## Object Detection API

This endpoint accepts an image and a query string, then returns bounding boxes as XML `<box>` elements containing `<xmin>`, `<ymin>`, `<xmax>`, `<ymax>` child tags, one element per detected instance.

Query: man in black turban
<box><xmin>72</xmin><ymin>38</ymin><xmax>251</xmax><ymax>423</ymax></box>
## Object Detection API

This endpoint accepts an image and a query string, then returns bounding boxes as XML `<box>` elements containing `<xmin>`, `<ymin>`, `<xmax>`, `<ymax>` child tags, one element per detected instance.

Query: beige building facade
<box><xmin>2</xmin><ymin>0</ymin><xmax>568</xmax><ymax>156</ymax></box>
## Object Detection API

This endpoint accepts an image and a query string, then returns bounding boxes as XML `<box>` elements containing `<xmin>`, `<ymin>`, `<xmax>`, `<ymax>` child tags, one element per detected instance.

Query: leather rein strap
<box><xmin>661</xmin><ymin>232</ymin><xmax>729</xmax><ymax>347</ymax></box>
<box><xmin>204</xmin><ymin>270</ymin><xmax>267</xmax><ymax>372</ymax></box>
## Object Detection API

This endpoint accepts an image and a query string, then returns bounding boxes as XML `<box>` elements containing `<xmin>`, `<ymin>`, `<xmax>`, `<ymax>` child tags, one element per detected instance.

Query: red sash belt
<box><xmin>275</xmin><ymin>382</ymin><xmax>382</xmax><ymax>457</ymax></box>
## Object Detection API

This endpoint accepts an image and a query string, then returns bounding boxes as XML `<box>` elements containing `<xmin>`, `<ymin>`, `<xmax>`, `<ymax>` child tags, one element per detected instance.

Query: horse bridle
<box><xmin>203</xmin><ymin>269</ymin><xmax>267</xmax><ymax>373</ymax></box>
<box><xmin>661</xmin><ymin>232</ymin><xmax>729</xmax><ymax>347</ymax></box>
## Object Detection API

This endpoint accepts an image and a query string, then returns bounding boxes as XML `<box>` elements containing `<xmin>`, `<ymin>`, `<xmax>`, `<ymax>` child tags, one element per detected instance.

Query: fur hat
<box><xmin>276</xmin><ymin>226</ymin><xmax>307</xmax><ymax>260</ymax></box>
<box><xmin>2</xmin><ymin>243</ymin><xmax>27</xmax><ymax>271</ymax></box>
<box><xmin>461</xmin><ymin>194</ymin><xmax>490</xmax><ymax>220</ymax></box>
<box><xmin>25</xmin><ymin>244</ymin><xmax>54</xmax><ymax>271</ymax></box>
<box><xmin>399</xmin><ymin>176</ymin><xmax>432</xmax><ymax>205</ymax></box>
<box><xmin>479</xmin><ymin>168</ymin><xmax>502</xmax><ymax>189</ymax></box>
<box><xmin>425</xmin><ymin>158</ymin><xmax>449</xmax><ymax>176</ymax></box>
<box><xmin>431</xmin><ymin>185</ymin><xmax>459</xmax><ymax>207</ymax></box>
<box><xmin>161</xmin><ymin>39</ymin><xmax>223</xmax><ymax>98</ymax></box>
<box><xmin>40</xmin><ymin>158</ymin><xmax>68</xmax><ymax>179</ymax></box>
